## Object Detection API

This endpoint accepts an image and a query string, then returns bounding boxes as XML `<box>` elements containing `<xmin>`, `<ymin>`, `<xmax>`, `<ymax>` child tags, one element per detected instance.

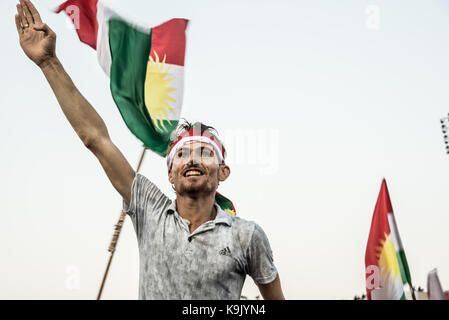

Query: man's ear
<box><xmin>218</xmin><ymin>165</ymin><xmax>231</xmax><ymax>182</ymax></box>
<box><xmin>168</xmin><ymin>170</ymin><xmax>174</xmax><ymax>184</ymax></box>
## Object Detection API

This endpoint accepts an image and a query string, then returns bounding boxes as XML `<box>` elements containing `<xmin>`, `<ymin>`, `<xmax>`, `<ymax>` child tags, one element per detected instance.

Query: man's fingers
<box><xmin>33</xmin><ymin>22</ymin><xmax>56</xmax><ymax>39</ymax></box>
<box><xmin>20</xmin><ymin>0</ymin><xmax>34</xmax><ymax>25</ymax></box>
<box><xmin>15</xmin><ymin>14</ymin><xmax>23</xmax><ymax>35</ymax></box>
<box><xmin>16</xmin><ymin>4</ymin><xmax>27</xmax><ymax>29</ymax></box>
<box><xmin>33</xmin><ymin>22</ymin><xmax>49</xmax><ymax>35</ymax></box>
<box><xmin>24</xmin><ymin>0</ymin><xmax>42</xmax><ymax>24</ymax></box>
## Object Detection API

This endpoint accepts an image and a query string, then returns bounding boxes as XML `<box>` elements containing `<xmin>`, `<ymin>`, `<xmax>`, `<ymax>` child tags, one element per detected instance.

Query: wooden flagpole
<box><xmin>410</xmin><ymin>284</ymin><xmax>417</xmax><ymax>300</ymax></box>
<box><xmin>96</xmin><ymin>147</ymin><xmax>147</xmax><ymax>300</ymax></box>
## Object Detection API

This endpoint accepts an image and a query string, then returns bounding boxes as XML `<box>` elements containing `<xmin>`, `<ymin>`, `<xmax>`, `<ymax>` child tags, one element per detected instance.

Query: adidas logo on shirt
<box><xmin>219</xmin><ymin>246</ymin><xmax>231</xmax><ymax>257</ymax></box>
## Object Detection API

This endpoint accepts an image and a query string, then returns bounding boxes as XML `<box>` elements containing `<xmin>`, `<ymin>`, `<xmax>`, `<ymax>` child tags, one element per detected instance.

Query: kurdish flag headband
<box><xmin>166</xmin><ymin>128</ymin><xmax>226</xmax><ymax>171</ymax></box>
<box><xmin>166</xmin><ymin>128</ymin><xmax>236</xmax><ymax>216</ymax></box>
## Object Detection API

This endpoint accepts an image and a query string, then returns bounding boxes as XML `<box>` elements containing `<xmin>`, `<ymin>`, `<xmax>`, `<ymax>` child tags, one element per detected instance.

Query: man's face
<box><xmin>169</xmin><ymin>142</ymin><xmax>230</xmax><ymax>198</ymax></box>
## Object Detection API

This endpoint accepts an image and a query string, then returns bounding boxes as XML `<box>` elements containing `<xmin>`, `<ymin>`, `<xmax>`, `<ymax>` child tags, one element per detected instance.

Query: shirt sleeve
<box><xmin>247</xmin><ymin>223</ymin><xmax>278</xmax><ymax>284</ymax></box>
<box><xmin>123</xmin><ymin>173</ymin><xmax>169</xmax><ymax>239</ymax></box>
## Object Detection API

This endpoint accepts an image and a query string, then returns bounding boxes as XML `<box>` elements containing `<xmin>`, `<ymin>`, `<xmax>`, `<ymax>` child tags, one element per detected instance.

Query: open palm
<box><xmin>15</xmin><ymin>0</ymin><xmax>56</xmax><ymax>68</ymax></box>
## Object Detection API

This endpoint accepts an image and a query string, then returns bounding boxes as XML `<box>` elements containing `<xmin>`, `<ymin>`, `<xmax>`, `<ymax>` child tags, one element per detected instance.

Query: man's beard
<box><xmin>176</xmin><ymin>179</ymin><xmax>216</xmax><ymax>198</ymax></box>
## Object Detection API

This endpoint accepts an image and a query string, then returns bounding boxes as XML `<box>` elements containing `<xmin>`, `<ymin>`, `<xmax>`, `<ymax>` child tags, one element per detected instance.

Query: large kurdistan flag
<box><xmin>55</xmin><ymin>0</ymin><xmax>237</xmax><ymax>215</ymax></box>
<box><xmin>365</xmin><ymin>179</ymin><xmax>413</xmax><ymax>300</ymax></box>
<box><xmin>56</xmin><ymin>0</ymin><xmax>188</xmax><ymax>156</ymax></box>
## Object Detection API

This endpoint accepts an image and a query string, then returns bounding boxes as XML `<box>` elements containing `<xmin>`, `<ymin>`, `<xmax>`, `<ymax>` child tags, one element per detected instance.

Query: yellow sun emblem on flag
<box><xmin>144</xmin><ymin>51</ymin><xmax>176</xmax><ymax>133</ymax></box>
<box><xmin>376</xmin><ymin>233</ymin><xmax>401</xmax><ymax>281</ymax></box>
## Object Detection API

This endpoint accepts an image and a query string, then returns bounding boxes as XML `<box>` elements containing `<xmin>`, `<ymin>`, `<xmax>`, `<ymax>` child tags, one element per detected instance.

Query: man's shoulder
<box><xmin>229</xmin><ymin>214</ymin><xmax>257</xmax><ymax>231</ymax></box>
<box><xmin>125</xmin><ymin>173</ymin><xmax>172</xmax><ymax>216</ymax></box>
<box><xmin>228</xmin><ymin>215</ymin><xmax>267</xmax><ymax>246</ymax></box>
<box><xmin>134</xmin><ymin>173</ymin><xmax>168</xmax><ymax>198</ymax></box>
<box><xmin>134</xmin><ymin>172</ymin><xmax>155</xmax><ymax>187</ymax></box>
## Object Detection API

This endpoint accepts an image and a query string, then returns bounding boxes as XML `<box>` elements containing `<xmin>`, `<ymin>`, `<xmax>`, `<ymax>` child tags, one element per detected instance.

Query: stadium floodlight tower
<box><xmin>440</xmin><ymin>114</ymin><xmax>449</xmax><ymax>154</ymax></box>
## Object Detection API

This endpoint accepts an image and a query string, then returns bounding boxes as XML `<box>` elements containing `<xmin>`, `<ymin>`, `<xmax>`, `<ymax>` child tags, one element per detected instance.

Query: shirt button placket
<box><xmin>185</xmin><ymin>236</ymin><xmax>193</xmax><ymax>255</ymax></box>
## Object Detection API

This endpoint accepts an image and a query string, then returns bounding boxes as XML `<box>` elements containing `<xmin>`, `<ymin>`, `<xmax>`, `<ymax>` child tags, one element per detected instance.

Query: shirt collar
<box><xmin>166</xmin><ymin>200</ymin><xmax>233</xmax><ymax>227</ymax></box>
<box><xmin>166</xmin><ymin>200</ymin><xmax>177</xmax><ymax>214</ymax></box>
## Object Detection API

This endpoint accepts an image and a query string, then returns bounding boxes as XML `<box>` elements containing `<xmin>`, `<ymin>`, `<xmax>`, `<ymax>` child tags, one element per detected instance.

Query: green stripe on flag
<box><xmin>108</xmin><ymin>19</ymin><xmax>171</xmax><ymax>156</ymax></box>
<box><xmin>396</xmin><ymin>249</ymin><xmax>412</xmax><ymax>285</ymax></box>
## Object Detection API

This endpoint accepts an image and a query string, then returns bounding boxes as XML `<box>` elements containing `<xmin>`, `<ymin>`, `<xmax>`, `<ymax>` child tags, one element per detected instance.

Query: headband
<box><xmin>166</xmin><ymin>129</ymin><xmax>226</xmax><ymax>171</ymax></box>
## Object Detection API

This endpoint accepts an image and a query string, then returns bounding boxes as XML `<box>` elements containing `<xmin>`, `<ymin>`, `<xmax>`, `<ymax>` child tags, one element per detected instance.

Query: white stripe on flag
<box><xmin>96</xmin><ymin>1</ymin><xmax>114</xmax><ymax>76</ymax></box>
<box><xmin>387</xmin><ymin>213</ymin><xmax>404</xmax><ymax>252</ymax></box>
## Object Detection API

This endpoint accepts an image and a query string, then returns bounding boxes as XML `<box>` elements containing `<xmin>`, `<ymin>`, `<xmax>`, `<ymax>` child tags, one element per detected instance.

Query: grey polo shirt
<box><xmin>123</xmin><ymin>173</ymin><xmax>278</xmax><ymax>300</ymax></box>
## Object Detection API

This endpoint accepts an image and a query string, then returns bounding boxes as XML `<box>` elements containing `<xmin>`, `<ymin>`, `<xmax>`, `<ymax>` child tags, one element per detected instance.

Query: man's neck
<box><xmin>176</xmin><ymin>194</ymin><xmax>217</xmax><ymax>233</ymax></box>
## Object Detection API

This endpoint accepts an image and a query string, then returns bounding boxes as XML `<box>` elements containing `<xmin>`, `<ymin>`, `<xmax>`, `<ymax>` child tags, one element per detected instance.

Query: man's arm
<box><xmin>247</xmin><ymin>223</ymin><xmax>285</xmax><ymax>300</ymax></box>
<box><xmin>256</xmin><ymin>274</ymin><xmax>285</xmax><ymax>300</ymax></box>
<box><xmin>15</xmin><ymin>0</ymin><xmax>135</xmax><ymax>204</ymax></box>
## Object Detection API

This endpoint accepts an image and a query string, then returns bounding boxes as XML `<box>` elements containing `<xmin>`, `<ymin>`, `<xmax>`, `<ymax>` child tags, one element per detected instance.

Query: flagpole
<box><xmin>410</xmin><ymin>284</ymin><xmax>417</xmax><ymax>300</ymax></box>
<box><xmin>96</xmin><ymin>147</ymin><xmax>147</xmax><ymax>300</ymax></box>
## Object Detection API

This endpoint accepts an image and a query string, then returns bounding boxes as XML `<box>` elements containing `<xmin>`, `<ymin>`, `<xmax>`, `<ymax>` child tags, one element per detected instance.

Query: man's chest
<box><xmin>140</xmin><ymin>221</ymin><xmax>247</xmax><ymax>277</ymax></box>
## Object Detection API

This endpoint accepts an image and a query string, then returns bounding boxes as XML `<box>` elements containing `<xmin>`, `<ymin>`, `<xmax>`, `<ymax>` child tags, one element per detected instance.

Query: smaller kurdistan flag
<box><xmin>365</xmin><ymin>179</ymin><xmax>413</xmax><ymax>300</ymax></box>
<box><xmin>56</xmin><ymin>0</ymin><xmax>188</xmax><ymax>156</ymax></box>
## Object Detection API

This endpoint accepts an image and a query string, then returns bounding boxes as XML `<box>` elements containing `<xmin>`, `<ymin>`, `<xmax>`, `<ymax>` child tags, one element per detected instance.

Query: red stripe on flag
<box><xmin>365</xmin><ymin>179</ymin><xmax>393</xmax><ymax>300</ymax></box>
<box><xmin>150</xmin><ymin>19</ymin><xmax>188</xmax><ymax>66</ymax></box>
<box><xmin>56</xmin><ymin>0</ymin><xmax>99</xmax><ymax>50</ymax></box>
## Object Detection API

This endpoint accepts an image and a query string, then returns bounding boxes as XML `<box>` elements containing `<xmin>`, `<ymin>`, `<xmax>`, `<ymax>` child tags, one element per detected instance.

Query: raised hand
<box><xmin>15</xmin><ymin>0</ymin><xmax>56</xmax><ymax>68</ymax></box>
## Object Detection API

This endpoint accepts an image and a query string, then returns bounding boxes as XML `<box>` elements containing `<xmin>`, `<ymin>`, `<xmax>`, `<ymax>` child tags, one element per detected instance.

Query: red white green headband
<box><xmin>166</xmin><ymin>129</ymin><xmax>226</xmax><ymax>171</ymax></box>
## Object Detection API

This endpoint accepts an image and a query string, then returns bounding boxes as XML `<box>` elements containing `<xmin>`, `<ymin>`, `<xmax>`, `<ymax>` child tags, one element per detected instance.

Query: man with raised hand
<box><xmin>14</xmin><ymin>0</ymin><xmax>284</xmax><ymax>300</ymax></box>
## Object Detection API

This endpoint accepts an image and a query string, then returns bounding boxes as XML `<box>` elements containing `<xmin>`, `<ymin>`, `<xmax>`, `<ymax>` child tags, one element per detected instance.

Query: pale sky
<box><xmin>1</xmin><ymin>0</ymin><xmax>449</xmax><ymax>299</ymax></box>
